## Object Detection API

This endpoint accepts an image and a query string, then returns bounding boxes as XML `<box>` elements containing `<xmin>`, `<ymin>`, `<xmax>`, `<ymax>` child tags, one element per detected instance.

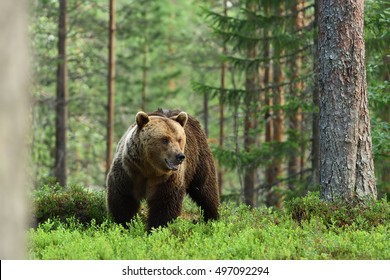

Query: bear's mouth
<box><xmin>164</xmin><ymin>159</ymin><xmax>180</xmax><ymax>171</ymax></box>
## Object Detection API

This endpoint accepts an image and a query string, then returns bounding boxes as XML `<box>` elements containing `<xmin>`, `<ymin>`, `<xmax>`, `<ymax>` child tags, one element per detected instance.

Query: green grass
<box><xmin>28</xmin><ymin>193</ymin><xmax>390</xmax><ymax>260</ymax></box>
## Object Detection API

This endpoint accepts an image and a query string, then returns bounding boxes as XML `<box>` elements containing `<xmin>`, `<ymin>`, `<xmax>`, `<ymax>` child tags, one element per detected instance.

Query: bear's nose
<box><xmin>176</xmin><ymin>153</ymin><xmax>185</xmax><ymax>163</ymax></box>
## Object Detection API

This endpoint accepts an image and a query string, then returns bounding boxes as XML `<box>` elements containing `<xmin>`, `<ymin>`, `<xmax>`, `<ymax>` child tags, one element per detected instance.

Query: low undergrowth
<box><xmin>28</xmin><ymin>191</ymin><xmax>390</xmax><ymax>260</ymax></box>
<box><xmin>33</xmin><ymin>183</ymin><xmax>107</xmax><ymax>225</ymax></box>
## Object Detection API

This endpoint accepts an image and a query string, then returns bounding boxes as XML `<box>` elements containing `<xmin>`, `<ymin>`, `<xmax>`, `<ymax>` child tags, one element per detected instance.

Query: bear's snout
<box><xmin>164</xmin><ymin>152</ymin><xmax>185</xmax><ymax>171</ymax></box>
<box><xmin>176</xmin><ymin>153</ymin><xmax>185</xmax><ymax>164</ymax></box>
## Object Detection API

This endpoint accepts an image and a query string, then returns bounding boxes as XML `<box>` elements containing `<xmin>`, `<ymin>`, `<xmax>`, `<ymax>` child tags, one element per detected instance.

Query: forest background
<box><xmin>30</xmin><ymin>0</ymin><xmax>389</xmax><ymax>207</ymax></box>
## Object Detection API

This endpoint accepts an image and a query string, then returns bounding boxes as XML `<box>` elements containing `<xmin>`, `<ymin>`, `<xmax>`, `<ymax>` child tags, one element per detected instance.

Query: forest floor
<box><xmin>28</xmin><ymin>193</ymin><xmax>390</xmax><ymax>260</ymax></box>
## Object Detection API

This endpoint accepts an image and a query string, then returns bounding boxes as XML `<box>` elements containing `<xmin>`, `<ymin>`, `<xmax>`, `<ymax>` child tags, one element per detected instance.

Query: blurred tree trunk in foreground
<box><xmin>0</xmin><ymin>0</ymin><xmax>29</xmax><ymax>259</ymax></box>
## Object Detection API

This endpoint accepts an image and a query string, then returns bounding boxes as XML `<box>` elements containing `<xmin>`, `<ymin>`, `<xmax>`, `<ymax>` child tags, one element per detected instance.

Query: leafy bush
<box><xmin>33</xmin><ymin>183</ymin><xmax>107</xmax><ymax>226</ymax></box>
<box><xmin>286</xmin><ymin>192</ymin><xmax>390</xmax><ymax>231</ymax></box>
<box><xmin>28</xmin><ymin>198</ymin><xmax>390</xmax><ymax>260</ymax></box>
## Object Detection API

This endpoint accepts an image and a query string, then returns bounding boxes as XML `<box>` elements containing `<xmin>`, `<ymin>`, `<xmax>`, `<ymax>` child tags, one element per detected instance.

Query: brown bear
<box><xmin>106</xmin><ymin>109</ymin><xmax>219</xmax><ymax>230</ymax></box>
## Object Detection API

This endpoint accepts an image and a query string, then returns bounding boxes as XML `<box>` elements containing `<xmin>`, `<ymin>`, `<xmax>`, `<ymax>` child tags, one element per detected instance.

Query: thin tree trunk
<box><xmin>288</xmin><ymin>0</ymin><xmax>305</xmax><ymax>189</ymax></box>
<box><xmin>168</xmin><ymin>0</ymin><xmax>176</xmax><ymax>94</ymax></box>
<box><xmin>141</xmin><ymin>42</ymin><xmax>148</xmax><ymax>112</ymax></box>
<box><xmin>218</xmin><ymin>0</ymin><xmax>228</xmax><ymax>196</ymax></box>
<box><xmin>54</xmin><ymin>0</ymin><xmax>68</xmax><ymax>187</ymax></box>
<box><xmin>106</xmin><ymin>0</ymin><xmax>116</xmax><ymax>176</ymax></box>
<box><xmin>243</xmin><ymin>2</ymin><xmax>257</xmax><ymax>207</ymax></box>
<box><xmin>380</xmin><ymin>55</ymin><xmax>390</xmax><ymax>188</ymax></box>
<box><xmin>311</xmin><ymin>0</ymin><xmax>320</xmax><ymax>185</ymax></box>
<box><xmin>267</xmin><ymin>3</ymin><xmax>285</xmax><ymax>207</ymax></box>
<box><xmin>318</xmin><ymin>0</ymin><xmax>376</xmax><ymax>201</ymax></box>
<box><xmin>199</xmin><ymin>68</ymin><xmax>208</xmax><ymax>135</ymax></box>
<box><xmin>0</xmin><ymin>0</ymin><xmax>29</xmax><ymax>259</ymax></box>
<box><xmin>263</xmin><ymin>4</ymin><xmax>275</xmax><ymax>189</ymax></box>
<box><xmin>243</xmin><ymin>108</ymin><xmax>256</xmax><ymax>207</ymax></box>
<box><xmin>203</xmin><ymin>90</ymin><xmax>209</xmax><ymax>137</ymax></box>
<box><xmin>140</xmin><ymin>7</ymin><xmax>148</xmax><ymax>112</ymax></box>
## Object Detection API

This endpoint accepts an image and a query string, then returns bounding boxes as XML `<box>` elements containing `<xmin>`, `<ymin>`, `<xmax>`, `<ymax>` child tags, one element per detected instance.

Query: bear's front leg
<box><xmin>146</xmin><ymin>182</ymin><xmax>185</xmax><ymax>231</ymax></box>
<box><xmin>107</xmin><ymin>187</ymin><xmax>140</xmax><ymax>227</ymax></box>
<box><xmin>106</xmin><ymin>162</ymin><xmax>140</xmax><ymax>227</ymax></box>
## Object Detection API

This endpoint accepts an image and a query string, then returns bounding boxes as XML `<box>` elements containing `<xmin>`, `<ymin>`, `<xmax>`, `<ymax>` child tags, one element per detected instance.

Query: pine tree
<box><xmin>318</xmin><ymin>0</ymin><xmax>377</xmax><ymax>201</ymax></box>
<box><xmin>54</xmin><ymin>0</ymin><xmax>68</xmax><ymax>187</ymax></box>
<box><xmin>106</xmin><ymin>0</ymin><xmax>116</xmax><ymax>176</ymax></box>
<box><xmin>198</xmin><ymin>0</ymin><xmax>316</xmax><ymax>206</ymax></box>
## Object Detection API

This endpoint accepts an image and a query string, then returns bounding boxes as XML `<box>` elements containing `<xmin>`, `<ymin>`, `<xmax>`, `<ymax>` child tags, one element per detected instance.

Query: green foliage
<box><xmin>30</xmin><ymin>0</ymin><xmax>109</xmax><ymax>186</ymax></box>
<box><xmin>33</xmin><ymin>182</ymin><xmax>107</xmax><ymax>226</ymax></box>
<box><xmin>371</xmin><ymin>117</ymin><xmax>390</xmax><ymax>158</ymax></box>
<box><xmin>30</xmin><ymin>0</ymin><xmax>217</xmax><ymax>187</ymax></box>
<box><xmin>213</xmin><ymin>140</ymin><xmax>301</xmax><ymax>170</ymax></box>
<box><xmin>365</xmin><ymin>0</ymin><xmax>390</xmax><ymax>52</ymax></box>
<box><xmin>29</xmin><ymin>197</ymin><xmax>390</xmax><ymax>260</ymax></box>
<box><xmin>365</xmin><ymin>0</ymin><xmax>390</xmax><ymax>198</ymax></box>
<box><xmin>286</xmin><ymin>192</ymin><xmax>390</xmax><ymax>231</ymax></box>
<box><xmin>29</xmin><ymin>0</ymin><xmax>389</xmax><ymax>203</ymax></box>
<box><xmin>196</xmin><ymin>0</ymin><xmax>315</xmax><ymax>204</ymax></box>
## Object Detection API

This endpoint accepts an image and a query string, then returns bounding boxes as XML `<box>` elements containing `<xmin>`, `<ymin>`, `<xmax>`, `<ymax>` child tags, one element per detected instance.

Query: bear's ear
<box><xmin>135</xmin><ymin>111</ymin><xmax>150</xmax><ymax>128</ymax></box>
<box><xmin>172</xmin><ymin>112</ymin><xmax>188</xmax><ymax>127</ymax></box>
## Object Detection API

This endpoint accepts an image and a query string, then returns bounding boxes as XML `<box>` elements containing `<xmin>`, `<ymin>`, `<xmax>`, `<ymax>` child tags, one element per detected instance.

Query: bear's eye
<box><xmin>162</xmin><ymin>137</ymin><xmax>170</xmax><ymax>144</ymax></box>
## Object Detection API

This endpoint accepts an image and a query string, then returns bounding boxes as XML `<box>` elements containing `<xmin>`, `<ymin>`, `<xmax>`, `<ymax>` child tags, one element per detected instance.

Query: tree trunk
<box><xmin>218</xmin><ymin>0</ymin><xmax>228</xmax><ymax>197</ymax></box>
<box><xmin>203</xmin><ymin>91</ymin><xmax>209</xmax><ymax>137</ymax></box>
<box><xmin>106</xmin><ymin>0</ymin><xmax>116</xmax><ymax>177</ymax></box>
<box><xmin>243</xmin><ymin>108</ymin><xmax>256</xmax><ymax>207</ymax></box>
<box><xmin>379</xmin><ymin>55</ymin><xmax>390</xmax><ymax>190</ymax></box>
<box><xmin>263</xmin><ymin>4</ymin><xmax>275</xmax><ymax>190</ymax></box>
<box><xmin>318</xmin><ymin>0</ymin><xmax>376</xmax><ymax>201</ymax></box>
<box><xmin>141</xmin><ymin>43</ymin><xmax>148</xmax><ymax>111</ymax></box>
<box><xmin>267</xmin><ymin>3</ymin><xmax>285</xmax><ymax>207</ymax></box>
<box><xmin>243</xmin><ymin>2</ymin><xmax>258</xmax><ymax>207</ymax></box>
<box><xmin>168</xmin><ymin>0</ymin><xmax>176</xmax><ymax>94</ymax></box>
<box><xmin>288</xmin><ymin>0</ymin><xmax>305</xmax><ymax>190</ymax></box>
<box><xmin>54</xmin><ymin>0</ymin><xmax>68</xmax><ymax>187</ymax></box>
<box><xmin>0</xmin><ymin>0</ymin><xmax>29</xmax><ymax>259</ymax></box>
<box><xmin>141</xmin><ymin>8</ymin><xmax>148</xmax><ymax>112</ymax></box>
<box><xmin>311</xmin><ymin>0</ymin><xmax>320</xmax><ymax>185</ymax></box>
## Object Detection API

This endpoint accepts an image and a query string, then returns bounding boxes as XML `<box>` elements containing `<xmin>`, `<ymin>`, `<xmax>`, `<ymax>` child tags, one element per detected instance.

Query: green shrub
<box><xmin>28</xmin><ymin>201</ymin><xmax>390</xmax><ymax>260</ymax></box>
<box><xmin>286</xmin><ymin>192</ymin><xmax>390</xmax><ymax>231</ymax></box>
<box><xmin>33</xmin><ymin>183</ymin><xmax>107</xmax><ymax>226</ymax></box>
<box><xmin>29</xmin><ymin>192</ymin><xmax>390</xmax><ymax>259</ymax></box>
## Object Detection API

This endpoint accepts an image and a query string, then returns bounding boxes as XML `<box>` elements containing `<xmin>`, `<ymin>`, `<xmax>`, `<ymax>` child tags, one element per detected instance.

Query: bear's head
<box><xmin>135</xmin><ymin>111</ymin><xmax>188</xmax><ymax>175</ymax></box>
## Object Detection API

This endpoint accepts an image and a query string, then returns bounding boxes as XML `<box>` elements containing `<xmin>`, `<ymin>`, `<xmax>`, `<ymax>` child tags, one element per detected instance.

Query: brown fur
<box><xmin>106</xmin><ymin>109</ymin><xmax>219</xmax><ymax>230</ymax></box>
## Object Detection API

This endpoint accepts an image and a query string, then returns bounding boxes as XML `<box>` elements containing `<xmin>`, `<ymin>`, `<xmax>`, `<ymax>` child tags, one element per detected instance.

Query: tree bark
<box><xmin>106</xmin><ymin>0</ymin><xmax>116</xmax><ymax>177</ymax></box>
<box><xmin>168</xmin><ymin>0</ymin><xmax>176</xmax><ymax>94</ymax></box>
<box><xmin>288</xmin><ymin>0</ymin><xmax>305</xmax><ymax>190</ymax></box>
<box><xmin>243</xmin><ymin>1</ymin><xmax>258</xmax><ymax>207</ymax></box>
<box><xmin>203</xmin><ymin>90</ymin><xmax>209</xmax><ymax>137</ymax></box>
<box><xmin>141</xmin><ymin>8</ymin><xmax>148</xmax><ymax>112</ymax></box>
<box><xmin>263</xmin><ymin>4</ymin><xmax>275</xmax><ymax>190</ymax></box>
<box><xmin>311</xmin><ymin>0</ymin><xmax>320</xmax><ymax>186</ymax></box>
<box><xmin>267</xmin><ymin>3</ymin><xmax>285</xmax><ymax>207</ymax></box>
<box><xmin>54</xmin><ymin>0</ymin><xmax>68</xmax><ymax>187</ymax></box>
<box><xmin>141</xmin><ymin>44</ymin><xmax>148</xmax><ymax>111</ymax></box>
<box><xmin>318</xmin><ymin>0</ymin><xmax>376</xmax><ymax>201</ymax></box>
<box><xmin>218</xmin><ymin>0</ymin><xmax>228</xmax><ymax>197</ymax></box>
<box><xmin>0</xmin><ymin>0</ymin><xmax>29</xmax><ymax>259</ymax></box>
